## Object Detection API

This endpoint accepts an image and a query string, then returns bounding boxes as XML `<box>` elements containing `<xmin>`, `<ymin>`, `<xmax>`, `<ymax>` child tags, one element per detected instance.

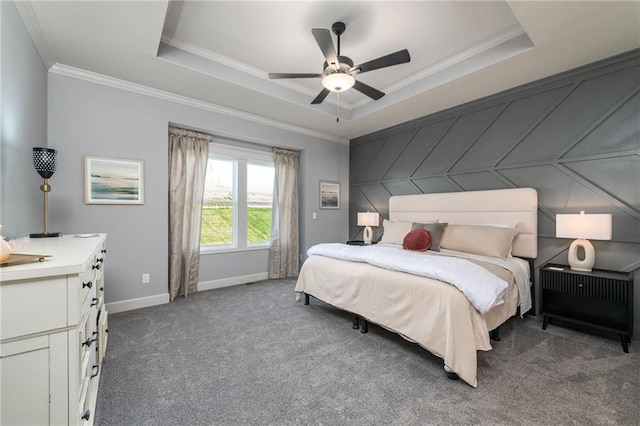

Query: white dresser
<box><xmin>0</xmin><ymin>234</ymin><xmax>108</xmax><ymax>425</ymax></box>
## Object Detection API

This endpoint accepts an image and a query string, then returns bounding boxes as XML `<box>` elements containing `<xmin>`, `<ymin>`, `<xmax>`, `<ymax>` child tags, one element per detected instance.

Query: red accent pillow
<box><xmin>402</xmin><ymin>229</ymin><xmax>432</xmax><ymax>252</ymax></box>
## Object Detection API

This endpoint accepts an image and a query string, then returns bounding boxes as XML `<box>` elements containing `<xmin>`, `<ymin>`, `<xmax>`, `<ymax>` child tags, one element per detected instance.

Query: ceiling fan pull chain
<box><xmin>336</xmin><ymin>92</ymin><xmax>340</xmax><ymax>122</ymax></box>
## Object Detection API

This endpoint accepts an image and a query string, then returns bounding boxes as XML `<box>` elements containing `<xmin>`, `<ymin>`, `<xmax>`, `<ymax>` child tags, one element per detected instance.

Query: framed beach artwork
<box><xmin>319</xmin><ymin>181</ymin><xmax>340</xmax><ymax>209</ymax></box>
<box><xmin>84</xmin><ymin>156</ymin><xmax>144</xmax><ymax>204</ymax></box>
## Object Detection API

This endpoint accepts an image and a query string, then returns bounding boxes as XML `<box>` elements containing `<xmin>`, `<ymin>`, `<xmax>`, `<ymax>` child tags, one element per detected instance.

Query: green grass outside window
<box><xmin>201</xmin><ymin>205</ymin><xmax>271</xmax><ymax>246</ymax></box>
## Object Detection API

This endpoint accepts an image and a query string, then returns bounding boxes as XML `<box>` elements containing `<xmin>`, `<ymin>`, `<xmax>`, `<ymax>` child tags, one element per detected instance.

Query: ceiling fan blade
<box><xmin>312</xmin><ymin>28</ymin><xmax>339</xmax><ymax>67</ymax></box>
<box><xmin>353</xmin><ymin>80</ymin><xmax>385</xmax><ymax>100</ymax></box>
<box><xmin>354</xmin><ymin>49</ymin><xmax>411</xmax><ymax>74</ymax></box>
<box><xmin>311</xmin><ymin>88</ymin><xmax>331</xmax><ymax>104</ymax></box>
<box><xmin>268</xmin><ymin>73</ymin><xmax>322</xmax><ymax>79</ymax></box>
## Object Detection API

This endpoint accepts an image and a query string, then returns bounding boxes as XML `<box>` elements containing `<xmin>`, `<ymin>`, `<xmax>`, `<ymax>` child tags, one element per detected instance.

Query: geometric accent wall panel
<box><xmin>382</xmin><ymin>119</ymin><xmax>454</xmax><ymax>181</ymax></box>
<box><xmin>499</xmin><ymin>63</ymin><xmax>640</xmax><ymax>166</ymax></box>
<box><xmin>350</xmin><ymin>137</ymin><xmax>386</xmax><ymax>183</ymax></box>
<box><xmin>497</xmin><ymin>165</ymin><xmax>609</xmax><ymax>211</ymax></box>
<box><xmin>411</xmin><ymin>176</ymin><xmax>459</xmax><ymax>194</ymax></box>
<box><xmin>412</xmin><ymin>105</ymin><xmax>503</xmax><ymax>177</ymax></box>
<box><xmin>358</xmin><ymin>130</ymin><xmax>415</xmax><ymax>183</ymax></box>
<box><xmin>449</xmin><ymin>172</ymin><xmax>510</xmax><ymax>192</ymax></box>
<box><xmin>451</xmin><ymin>86</ymin><xmax>571</xmax><ymax>173</ymax></box>
<box><xmin>350</xmin><ymin>49</ymin><xmax>640</xmax><ymax>279</ymax></box>
<box><xmin>382</xmin><ymin>180</ymin><xmax>422</xmax><ymax>196</ymax></box>
<box><xmin>565</xmin><ymin>156</ymin><xmax>640</xmax><ymax>214</ymax></box>
<box><xmin>356</xmin><ymin>183</ymin><xmax>392</xmax><ymax>219</ymax></box>
<box><xmin>564</xmin><ymin>91</ymin><xmax>640</xmax><ymax>157</ymax></box>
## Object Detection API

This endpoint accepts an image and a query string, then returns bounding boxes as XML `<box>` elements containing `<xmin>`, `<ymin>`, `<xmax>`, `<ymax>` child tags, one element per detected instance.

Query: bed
<box><xmin>294</xmin><ymin>188</ymin><xmax>538</xmax><ymax>387</ymax></box>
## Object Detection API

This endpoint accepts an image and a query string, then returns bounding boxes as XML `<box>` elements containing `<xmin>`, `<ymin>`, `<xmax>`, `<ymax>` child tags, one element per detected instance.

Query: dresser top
<box><xmin>0</xmin><ymin>234</ymin><xmax>107</xmax><ymax>282</ymax></box>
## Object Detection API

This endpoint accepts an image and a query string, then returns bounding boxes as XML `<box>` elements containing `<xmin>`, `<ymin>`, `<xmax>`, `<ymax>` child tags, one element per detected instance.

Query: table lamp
<box><xmin>357</xmin><ymin>212</ymin><xmax>379</xmax><ymax>245</ymax></box>
<box><xmin>556</xmin><ymin>211</ymin><xmax>611</xmax><ymax>271</ymax></box>
<box><xmin>30</xmin><ymin>147</ymin><xmax>61</xmax><ymax>238</ymax></box>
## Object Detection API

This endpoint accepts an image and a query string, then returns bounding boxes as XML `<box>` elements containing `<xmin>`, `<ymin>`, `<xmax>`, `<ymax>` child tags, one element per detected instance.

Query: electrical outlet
<box><xmin>142</xmin><ymin>273</ymin><xmax>150</xmax><ymax>284</ymax></box>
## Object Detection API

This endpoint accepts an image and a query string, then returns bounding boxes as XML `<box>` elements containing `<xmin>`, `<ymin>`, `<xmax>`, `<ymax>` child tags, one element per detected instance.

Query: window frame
<box><xmin>200</xmin><ymin>143</ymin><xmax>273</xmax><ymax>254</ymax></box>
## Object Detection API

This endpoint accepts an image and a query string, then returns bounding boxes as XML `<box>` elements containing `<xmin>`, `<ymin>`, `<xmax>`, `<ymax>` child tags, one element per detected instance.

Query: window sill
<box><xmin>199</xmin><ymin>245</ymin><xmax>270</xmax><ymax>255</ymax></box>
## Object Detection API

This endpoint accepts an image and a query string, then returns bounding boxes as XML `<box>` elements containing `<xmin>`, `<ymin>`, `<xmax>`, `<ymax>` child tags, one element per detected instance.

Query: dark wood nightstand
<box><xmin>540</xmin><ymin>263</ymin><xmax>634</xmax><ymax>352</ymax></box>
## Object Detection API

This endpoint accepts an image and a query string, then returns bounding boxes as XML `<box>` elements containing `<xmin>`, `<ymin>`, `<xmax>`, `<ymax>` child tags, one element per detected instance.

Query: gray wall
<box><xmin>46</xmin><ymin>73</ymin><xmax>349</xmax><ymax>304</ymax></box>
<box><xmin>0</xmin><ymin>1</ymin><xmax>47</xmax><ymax>238</ymax></box>
<box><xmin>350</xmin><ymin>49</ymin><xmax>640</xmax><ymax>333</ymax></box>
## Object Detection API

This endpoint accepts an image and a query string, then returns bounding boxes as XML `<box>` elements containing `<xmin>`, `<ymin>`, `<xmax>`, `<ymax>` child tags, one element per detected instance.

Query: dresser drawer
<box><xmin>97</xmin><ymin>310</ymin><xmax>108</xmax><ymax>364</ymax></box>
<box><xmin>78</xmin><ymin>267</ymin><xmax>95</xmax><ymax>307</ymax></box>
<box><xmin>1</xmin><ymin>276</ymin><xmax>68</xmax><ymax>340</ymax></box>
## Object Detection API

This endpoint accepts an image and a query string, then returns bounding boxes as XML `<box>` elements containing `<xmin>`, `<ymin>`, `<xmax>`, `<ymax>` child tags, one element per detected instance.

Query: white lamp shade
<box><xmin>322</xmin><ymin>73</ymin><xmax>355</xmax><ymax>92</ymax></box>
<box><xmin>357</xmin><ymin>212</ymin><xmax>379</xmax><ymax>227</ymax></box>
<box><xmin>556</xmin><ymin>212</ymin><xmax>612</xmax><ymax>240</ymax></box>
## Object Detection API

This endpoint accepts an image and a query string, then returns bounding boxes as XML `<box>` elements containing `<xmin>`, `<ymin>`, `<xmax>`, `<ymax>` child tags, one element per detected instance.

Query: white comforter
<box><xmin>307</xmin><ymin>243</ymin><xmax>508</xmax><ymax>314</ymax></box>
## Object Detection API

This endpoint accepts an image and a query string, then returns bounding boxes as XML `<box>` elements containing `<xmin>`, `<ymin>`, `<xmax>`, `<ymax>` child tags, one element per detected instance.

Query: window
<box><xmin>247</xmin><ymin>163</ymin><xmax>274</xmax><ymax>244</ymax></box>
<box><xmin>201</xmin><ymin>158</ymin><xmax>235</xmax><ymax>246</ymax></box>
<box><xmin>201</xmin><ymin>143</ymin><xmax>274</xmax><ymax>251</ymax></box>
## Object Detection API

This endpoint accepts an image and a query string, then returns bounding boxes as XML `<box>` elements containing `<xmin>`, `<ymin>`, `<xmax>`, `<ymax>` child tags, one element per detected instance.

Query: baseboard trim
<box><xmin>104</xmin><ymin>273</ymin><xmax>268</xmax><ymax>313</ymax></box>
<box><xmin>106</xmin><ymin>293</ymin><xmax>170</xmax><ymax>314</ymax></box>
<box><xmin>198</xmin><ymin>272</ymin><xmax>269</xmax><ymax>292</ymax></box>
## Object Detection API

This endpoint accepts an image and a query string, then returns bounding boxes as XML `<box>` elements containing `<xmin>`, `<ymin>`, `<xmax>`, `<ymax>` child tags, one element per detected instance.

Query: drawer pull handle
<box><xmin>90</xmin><ymin>298</ymin><xmax>99</xmax><ymax>308</ymax></box>
<box><xmin>81</xmin><ymin>410</ymin><xmax>91</xmax><ymax>421</ymax></box>
<box><xmin>91</xmin><ymin>364</ymin><xmax>100</xmax><ymax>379</ymax></box>
<box><xmin>82</xmin><ymin>281</ymin><xmax>93</xmax><ymax>289</ymax></box>
<box><xmin>92</xmin><ymin>264</ymin><xmax>100</xmax><ymax>271</ymax></box>
<box><xmin>97</xmin><ymin>257</ymin><xmax>104</xmax><ymax>263</ymax></box>
<box><xmin>99</xmin><ymin>287</ymin><xmax>104</xmax><ymax>292</ymax></box>
<box><xmin>82</xmin><ymin>332</ymin><xmax>98</xmax><ymax>347</ymax></box>
<box><xmin>101</xmin><ymin>249</ymin><xmax>107</xmax><ymax>254</ymax></box>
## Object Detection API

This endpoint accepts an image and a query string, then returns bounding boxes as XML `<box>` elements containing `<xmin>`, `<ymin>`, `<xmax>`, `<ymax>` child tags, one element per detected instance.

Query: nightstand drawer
<box><xmin>541</xmin><ymin>270</ymin><xmax>629</xmax><ymax>302</ymax></box>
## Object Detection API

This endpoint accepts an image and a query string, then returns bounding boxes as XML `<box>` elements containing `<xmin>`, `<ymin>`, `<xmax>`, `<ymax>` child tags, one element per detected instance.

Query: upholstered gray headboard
<box><xmin>389</xmin><ymin>188</ymin><xmax>538</xmax><ymax>259</ymax></box>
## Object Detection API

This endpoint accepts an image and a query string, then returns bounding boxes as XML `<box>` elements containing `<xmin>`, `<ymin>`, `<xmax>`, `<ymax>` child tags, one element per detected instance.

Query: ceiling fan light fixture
<box><xmin>322</xmin><ymin>73</ymin><xmax>355</xmax><ymax>92</ymax></box>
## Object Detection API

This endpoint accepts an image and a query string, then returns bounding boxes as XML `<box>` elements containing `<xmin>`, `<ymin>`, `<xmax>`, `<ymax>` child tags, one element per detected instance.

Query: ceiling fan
<box><xmin>268</xmin><ymin>22</ymin><xmax>411</xmax><ymax>105</ymax></box>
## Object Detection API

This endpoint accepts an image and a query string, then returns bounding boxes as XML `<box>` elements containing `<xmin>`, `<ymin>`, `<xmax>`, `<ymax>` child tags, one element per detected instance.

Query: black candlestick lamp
<box><xmin>30</xmin><ymin>147</ymin><xmax>61</xmax><ymax>238</ymax></box>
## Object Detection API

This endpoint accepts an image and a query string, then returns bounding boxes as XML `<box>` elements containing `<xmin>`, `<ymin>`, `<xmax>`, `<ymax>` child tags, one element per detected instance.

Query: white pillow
<box><xmin>379</xmin><ymin>220</ymin><xmax>413</xmax><ymax>245</ymax></box>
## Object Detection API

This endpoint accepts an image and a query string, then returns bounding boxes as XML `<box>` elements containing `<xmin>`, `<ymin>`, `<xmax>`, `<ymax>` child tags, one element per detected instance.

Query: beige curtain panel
<box><xmin>168</xmin><ymin>127</ymin><xmax>211</xmax><ymax>301</ymax></box>
<box><xmin>268</xmin><ymin>148</ymin><xmax>300</xmax><ymax>278</ymax></box>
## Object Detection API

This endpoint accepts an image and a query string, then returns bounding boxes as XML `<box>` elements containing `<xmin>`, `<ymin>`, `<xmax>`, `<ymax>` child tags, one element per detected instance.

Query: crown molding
<box><xmin>160</xmin><ymin>36</ymin><xmax>349</xmax><ymax>111</ymax></box>
<box><xmin>161</xmin><ymin>36</ymin><xmax>269</xmax><ymax>82</ymax></box>
<box><xmin>395</xmin><ymin>24</ymin><xmax>526</xmax><ymax>93</ymax></box>
<box><xmin>350</xmin><ymin>25</ymin><xmax>531</xmax><ymax>111</ymax></box>
<box><xmin>13</xmin><ymin>1</ymin><xmax>55</xmax><ymax>69</ymax></box>
<box><xmin>49</xmin><ymin>64</ymin><xmax>348</xmax><ymax>145</ymax></box>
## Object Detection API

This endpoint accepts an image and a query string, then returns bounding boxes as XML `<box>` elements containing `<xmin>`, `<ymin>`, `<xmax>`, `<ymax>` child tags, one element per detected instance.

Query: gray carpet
<box><xmin>95</xmin><ymin>279</ymin><xmax>640</xmax><ymax>425</ymax></box>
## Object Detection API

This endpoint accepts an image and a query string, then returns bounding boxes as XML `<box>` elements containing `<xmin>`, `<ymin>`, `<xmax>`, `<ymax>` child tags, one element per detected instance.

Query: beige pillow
<box><xmin>440</xmin><ymin>224</ymin><xmax>517</xmax><ymax>258</ymax></box>
<box><xmin>379</xmin><ymin>219</ymin><xmax>413</xmax><ymax>245</ymax></box>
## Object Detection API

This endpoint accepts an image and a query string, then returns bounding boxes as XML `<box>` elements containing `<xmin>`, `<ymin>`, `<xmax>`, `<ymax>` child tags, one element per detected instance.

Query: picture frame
<box><xmin>84</xmin><ymin>156</ymin><xmax>144</xmax><ymax>205</ymax></box>
<box><xmin>319</xmin><ymin>181</ymin><xmax>340</xmax><ymax>209</ymax></box>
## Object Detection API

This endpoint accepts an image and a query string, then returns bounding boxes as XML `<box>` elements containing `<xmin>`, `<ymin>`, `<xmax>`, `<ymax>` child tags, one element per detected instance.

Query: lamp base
<box><xmin>363</xmin><ymin>226</ymin><xmax>373</xmax><ymax>245</ymax></box>
<box><xmin>30</xmin><ymin>232</ymin><xmax>62</xmax><ymax>238</ymax></box>
<box><xmin>567</xmin><ymin>238</ymin><xmax>595</xmax><ymax>272</ymax></box>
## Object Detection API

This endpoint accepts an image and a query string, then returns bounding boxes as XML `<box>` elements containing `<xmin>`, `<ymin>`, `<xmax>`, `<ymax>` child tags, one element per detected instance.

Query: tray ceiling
<box><xmin>16</xmin><ymin>1</ymin><xmax>640</xmax><ymax>143</ymax></box>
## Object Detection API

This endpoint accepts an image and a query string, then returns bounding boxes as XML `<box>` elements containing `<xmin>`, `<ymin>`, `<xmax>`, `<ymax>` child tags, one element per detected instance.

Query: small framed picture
<box><xmin>84</xmin><ymin>156</ymin><xmax>144</xmax><ymax>205</ymax></box>
<box><xmin>319</xmin><ymin>181</ymin><xmax>340</xmax><ymax>209</ymax></box>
